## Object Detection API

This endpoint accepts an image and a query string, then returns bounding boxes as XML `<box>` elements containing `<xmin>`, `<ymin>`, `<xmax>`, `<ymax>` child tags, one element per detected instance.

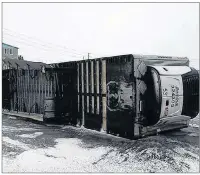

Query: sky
<box><xmin>2</xmin><ymin>3</ymin><xmax>199</xmax><ymax>69</ymax></box>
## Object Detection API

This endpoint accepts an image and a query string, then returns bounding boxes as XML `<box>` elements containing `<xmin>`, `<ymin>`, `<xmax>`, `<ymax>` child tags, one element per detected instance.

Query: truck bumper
<box><xmin>141</xmin><ymin>115</ymin><xmax>190</xmax><ymax>136</ymax></box>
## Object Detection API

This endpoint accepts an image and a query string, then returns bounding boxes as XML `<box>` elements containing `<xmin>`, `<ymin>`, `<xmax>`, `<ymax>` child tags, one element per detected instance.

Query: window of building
<box><xmin>10</xmin><ymin>48</ymin><xmax>13</xmax><ymax>55</ymax></box>
<box><xmin>4</xmin><ymin>48</ymin><xmax>6</xmax><ymax>54</ymax></box>
<box><xmin>7</xmin><ymin>48</ymin><xmax>9</xmax><ymax>55</ymax></box>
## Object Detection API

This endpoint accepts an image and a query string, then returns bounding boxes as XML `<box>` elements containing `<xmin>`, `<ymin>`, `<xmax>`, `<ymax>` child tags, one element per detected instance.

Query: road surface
<box><xmin>2</xmin><ymin>114</ymin><xmax>199</xmax><ymax>173</ymax></box>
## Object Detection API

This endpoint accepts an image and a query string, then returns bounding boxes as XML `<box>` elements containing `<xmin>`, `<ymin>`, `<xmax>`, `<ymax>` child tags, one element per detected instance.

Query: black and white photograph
<box><xmin>1</xmin><ymin>2</ymin><xmax>199</xmax><ymax>173</ymax></box>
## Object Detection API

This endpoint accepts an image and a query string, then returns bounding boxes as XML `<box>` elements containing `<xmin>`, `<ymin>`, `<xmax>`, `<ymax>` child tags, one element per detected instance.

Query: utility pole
<box><xmin>83</xmin><ymin>56</ymin><xmax>84</xmax><ymax>60</ymax></box>
<box><xmin>88</xmin><ymin>53</ymin><xmax>90</xmax><ymax>60</ymax></box>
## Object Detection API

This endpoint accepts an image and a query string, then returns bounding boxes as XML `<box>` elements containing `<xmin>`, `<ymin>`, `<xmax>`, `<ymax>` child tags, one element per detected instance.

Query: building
<box><xmin>2</xmin><ymin>43</ymin><xmax>19</xmax><ymax>60</ymax></box>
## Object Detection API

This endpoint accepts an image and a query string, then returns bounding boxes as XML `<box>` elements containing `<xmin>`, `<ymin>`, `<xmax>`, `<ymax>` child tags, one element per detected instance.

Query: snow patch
<box><xmin>3</xmin><ymin>138</ymin><xmax>110</xmax><ymax>173</ymax></box>
<box><xmin>172</xmin><ymin>147</ymin><xmax>199</xmax><ymax>172</ymax></box>
<box><xmin>188</xmin><ymin>133</ymin><xmax>199</xmax><ymax>137</ymax></box>
<box><xmin>3</xmin><ymin>125</ymin><xmax>38</xmax><ymax>132</ymax></box>
<box><xmin>62</xmin><ymin>125</ymin><xmax>131</xmax><ymax>142</ymax></box>
<box><xmin>3</xmin><ymin>135</ymin><xmax>199</xmax><ymax>173</ymax></box>
<box><xmin>95</xmin><ymin>144</ymin><xmax>199</xmax><ymax>172</ymax></box>
<box><xmin>3</xmin><ymin>137</ymin><xmax>31</xmax><ymax>151</ymax></box>
<box><xmin>189</xmin><ymin>124</ymin><xmax>199</xmax><ymax>128</ymax></box>
<box><xmin>8</xmin><ymin>116</ymin><xmax>17</xmax><ymax>120</ymax></box>
<box><xmin>18</xmin><ymin>132</ymin><xmax>43</xmax><ymax>138</ymax></box>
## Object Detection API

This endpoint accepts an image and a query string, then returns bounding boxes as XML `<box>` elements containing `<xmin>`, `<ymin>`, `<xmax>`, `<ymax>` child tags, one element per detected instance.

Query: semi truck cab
<box><xmin>142</xmin><ymin>65</ymin><xmax>199</xmax><ymax>133</ymax></box>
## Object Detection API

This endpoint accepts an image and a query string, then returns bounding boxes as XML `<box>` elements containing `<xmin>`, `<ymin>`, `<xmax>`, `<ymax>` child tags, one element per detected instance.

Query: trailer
<box><xmin>47</xmin><ymin>54</ymin><xmax>199</xmax><ymax>138</ymax></box>
<box><xmin>2</xmin><ymin>54</ymin><xmax>199</xmax><ymax>139</ymax></box>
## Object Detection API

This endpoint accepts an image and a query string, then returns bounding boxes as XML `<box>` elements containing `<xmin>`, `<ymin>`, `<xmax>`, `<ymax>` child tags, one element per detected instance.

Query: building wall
<box><xmin>2</xmin><ymin>43</ymin><xmax>18</xmax><ymax>60</ymax></box>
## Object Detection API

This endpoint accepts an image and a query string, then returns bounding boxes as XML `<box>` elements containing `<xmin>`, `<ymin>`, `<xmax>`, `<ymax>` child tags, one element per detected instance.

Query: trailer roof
<box><xmin>47</xmin><ymin>54</ymin><xmax>189</xmax><ymax>65</ymax></box>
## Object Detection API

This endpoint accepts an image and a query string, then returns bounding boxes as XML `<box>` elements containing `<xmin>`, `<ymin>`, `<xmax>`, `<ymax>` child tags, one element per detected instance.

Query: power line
<box><xmin>3</xmin><ymin>36</ymin><xmax>83</xmax><ymax>59</ymax></box>
<box><xmin>3</xmin><ymin>34</ymin><xmax>84</xmax><ymax>58</ymax></box>
<box><xmin>3</xmin><ymin>28</ymin><xmax>109</xmax><ymax>57</ymax></box>
<box><xmin>3</xmin><ymin>28</ymin><xmax>113</xmax><ymax>60</ymax></box>
<box><xmin>3</xmin><ymin>38</ymin><xmax>82</xmax><ymax>64</ymax></box>
<box><xmin>3</xmin><ymin>28</ymin><xmax>88</xmax><ymax>56</ymax></box>
<box><xmin>3</xmin><ymin>37</ymin><xmax>81</xmax><ymax>59</ymax></box>
<box><xmin>3</xmin><ymin>30</ymin><xmax>85</xmax><ymax>56</ymax></box>
<box><xmin>3</xmin><ymin>28</ymin><xmax>85</xmax><ymax>54</ymax></box>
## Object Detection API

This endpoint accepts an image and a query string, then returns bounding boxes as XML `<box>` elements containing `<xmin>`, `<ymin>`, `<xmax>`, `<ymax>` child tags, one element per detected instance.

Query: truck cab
<box><xmin>142</xmin><ymin>65</ymin><xmax>199</xmax><ymax>132</ymax></box>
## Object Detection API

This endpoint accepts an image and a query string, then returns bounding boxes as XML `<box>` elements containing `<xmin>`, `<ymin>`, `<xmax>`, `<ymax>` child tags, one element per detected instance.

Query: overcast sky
<box><xmin>2</xmin><ymin>3</ymin><xmax>199</xmax><ymax>69</ymax></box>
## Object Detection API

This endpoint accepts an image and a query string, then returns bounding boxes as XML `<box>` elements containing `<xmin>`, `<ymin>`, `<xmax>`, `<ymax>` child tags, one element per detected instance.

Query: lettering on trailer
<box><xmin>171</xmin><ymin>85</ymin><xmax>179</xmax><ymax>107</ymax></box>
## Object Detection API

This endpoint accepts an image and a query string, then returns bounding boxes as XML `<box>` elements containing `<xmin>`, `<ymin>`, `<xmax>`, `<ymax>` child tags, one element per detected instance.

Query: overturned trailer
<box><xmin>47</xmin><ymin>54</ymin><xmax>199</xmax><ymax>138</ymax></box>
<box><xmin>2</xmin><ymin>54</ymin><xmax>199</xmax><ymax>139</ymax></box>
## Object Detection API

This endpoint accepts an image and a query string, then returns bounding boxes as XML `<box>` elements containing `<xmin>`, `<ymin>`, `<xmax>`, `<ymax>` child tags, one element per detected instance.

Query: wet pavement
<box><xmin>2</xmin><ymin>114</ymin><xmax>199</xmax><ymax>173</ymax></box>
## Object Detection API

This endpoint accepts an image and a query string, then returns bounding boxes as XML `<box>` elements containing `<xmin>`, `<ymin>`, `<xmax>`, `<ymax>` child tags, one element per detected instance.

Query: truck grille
<box><xmin>182</xmin><ymin>68</ymin><xmax>199</xmax><ymax>118</ymax></box>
